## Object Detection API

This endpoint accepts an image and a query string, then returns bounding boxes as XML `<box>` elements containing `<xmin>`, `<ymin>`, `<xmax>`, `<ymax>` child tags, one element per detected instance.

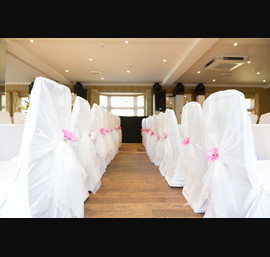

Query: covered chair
<box><xmin>69</xmin><ymin>96</ymin><xmax>101</xmax><ymax>194</ymax></box>
<box><xmin>148</xmin><ymin>115</ymin><xmax>159</xmax><ymax>165</ymax></box>
<box><xmin>259</xmin><ymin>112</ymin><xmax>270</xmax><ymax>124</ymax></box>
<box><xmin>181</xmin><ymin>102</ymin><xmax>208</xmax><ymax>213</ymax></box>
<box><xmin>141</xmin><ymin>118</ymin><xmax>146</xmax><ymax>147</ymax></box>
<box><xmin>0</xmin><ymin>77</ymin><xmax>87</xmax><ymax>218</ymax></box>
<box><xmin>13</xmin><ymin>112</ymin><xmax>26</xmax><ymax>124</ymax></box>
<box><xmin>249</xmin><ymin>113</ymin><xmax>258</xmax><ymax>124</ymax></box>
<box><xmin>251</xmin><ymin>124</ymin><xmax>270</xmax><ymax>160</ymax></box>
<box><xmin>201</xmin><ymin>89</ymin><xmax>268</xmax><ymax>218</ymax></box>
<box><xmin>157</xmin><ymin>112</ymin><xmax>165</xmax><ymax>175</ymax></box>
<box><xmin>90</xmin><ymin>104</ymin><xmax>108</xmax><ymax>176</ymax></box>
<box><xmin>0</xmin><ymin>111</ymin><xmax>12</xmax><ymax>124</ymax></box>
<box><xmin>163</xmin><ymin>109</ymin><xmax>185</xmax><ymax>187</ymax></box>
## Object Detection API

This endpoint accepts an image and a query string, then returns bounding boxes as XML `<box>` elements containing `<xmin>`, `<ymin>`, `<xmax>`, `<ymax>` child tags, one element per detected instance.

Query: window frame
<box><xmin>99</xmin><ymin>93</ymin><xmax>145</xmax><ymax>117</ymax></box>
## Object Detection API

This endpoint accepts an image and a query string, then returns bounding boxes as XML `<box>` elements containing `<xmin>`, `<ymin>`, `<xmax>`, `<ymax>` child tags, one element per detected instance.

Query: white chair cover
<box><xmin>201</xmin><ymin>89</ymin><xmax>261</xmax><ymax>217</ymax></box>
<box><xmin>0</xmin><ymin>111</ymin><xmax>12</xmax><ymax>124</ymax></box>
<box><xmin>157</xmin><ymin>112</ymin><xmax>165</xmax><ymax>175</ymax></box>
<box><xmin>252</xmin><ymin>124</ymin><xmax>270</xmax><ymax>160</ymax></box>
<box><xmin>69</xmin><ymin>96</ymin><xmax>101</xmax><ymax>194</ymax></box>
<box><xmin>144</xmin><ymin>116</ymin><xmax>151</xmax><ymax>155</ymax></box>
<box><xmin>141</xmin><ymin>118</ymin><xmax>146</xmax><ymax>147</ymax></box>
<box><xmin>90</xmin><ymin>104</ymin><xmax>108</xmax><ymax>175</ymax></box>
<box><xmin>0</xmin><ymin>124</ymin><xmax>24</xmax><ymax>161</ymax></box>
<box><xmin>0</xmin><ymin>77</ymin><xmax>87</xmax><ymax>218</ymax></box>
<box><xmin>249</xmin><ymin>113</ymin><xmax>258</xmax><ymax>124</ymax></box>
<box><xmin>259</xmin><ymin>112</ymin><xmax>270</xmax><ymax>124</ymax></box>
<box><xmin>163</xmin><ymin>109</ymin><xmax>184</xmax><ymax>187</ymax></box>
<box><xmin>181</xmin><ymin>102</ymin><xmax>208</xmax><ymax>213</ymax></box>
<box><xmin>116</xmin><ymin>116</ymin><xmax>122</xmax><ymax>147</ymax></box>
<box><xmin>13</xmin><ymin>112</ymin><xmax>26</xmax><ymax>124</ymax></box>
<box><xmin>148</xmin><ymin>115</ymin><xmax>159</xmax><ymax>165</ymax></box>
<box><xmin>103</xmin><ymin>109</ymin><xmax>114</xmax><ymax>164</ymax></box>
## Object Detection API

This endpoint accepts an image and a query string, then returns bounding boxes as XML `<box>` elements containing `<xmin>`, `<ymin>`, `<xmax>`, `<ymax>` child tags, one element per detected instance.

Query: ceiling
<box><xmin>4</xmin><ymin>38</ymin><xmax>270</xmax><ymax>89</ymax></box>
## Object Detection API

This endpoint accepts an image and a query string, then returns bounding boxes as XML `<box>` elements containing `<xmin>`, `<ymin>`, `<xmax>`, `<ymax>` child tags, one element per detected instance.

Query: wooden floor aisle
<box><xmin>84</xmin><ymin>143</ymin><xmax>204</xmax><ymax>218</ymax></box>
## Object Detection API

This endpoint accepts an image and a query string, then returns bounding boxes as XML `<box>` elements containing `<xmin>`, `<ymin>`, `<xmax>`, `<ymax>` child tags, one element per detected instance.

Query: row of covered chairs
<box><xmin>143</xmin><ymin>89</ymin><xmax>270</xmax><ymax>217</ymax></box>
<box><xmin>142</xmin><ymin>109</ymin><xmax>185</xmax><ymax>187</ymax></box>
<box><xmin>0</xmin><ymin>111</ymin><xmax>26</xmax><ymax>124</ymax></box>
<box><xmin>248</xmin><ymin>112</ymin><xmax>270</xmax><ymax>124</ymax></box>
<box><xmin>0</xmin><ymin>77</ymin><xmax>121</xmax><ymax>218</ymax></box>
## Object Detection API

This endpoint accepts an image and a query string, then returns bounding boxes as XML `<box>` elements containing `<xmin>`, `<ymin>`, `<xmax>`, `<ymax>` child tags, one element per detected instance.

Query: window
<box><xmin>20</xmin><ymin>97</ymin><xmax>29</xmax><ymax>115</ymax></box>
<box><xmin>166</xmin><ymin>94</ymin><xmax>174</xmax><ymax>110</ymax></box>
<box><xmin>99</xmin><ymin>94</ymin><xmax>145</xmax><ymax>116</ymax></box>
<box><xmin>245</xmin><ymin>98</ymin><xmax>255</xmax><ymax>114</ymax></box>
<box><xmin>0</xmin><ymin>93</ymin><xmax>6</xmax><ymax>111</ymax></box>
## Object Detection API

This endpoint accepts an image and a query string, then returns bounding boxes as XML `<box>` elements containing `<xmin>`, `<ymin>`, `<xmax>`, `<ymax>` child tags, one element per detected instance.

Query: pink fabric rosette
<box><xmin>62</xmin><ymin>129</ymin><xmax>75</xmax><ymax>142</ymax></box>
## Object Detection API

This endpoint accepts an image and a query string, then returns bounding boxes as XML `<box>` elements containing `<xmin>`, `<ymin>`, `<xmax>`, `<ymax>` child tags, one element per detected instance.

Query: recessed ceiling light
<box><xmin>89</xmin><ymin>58</ymin><xmax>93</xmax><ymax>61</ymax></box>
<box><xmin>247</xmin><ymin>61</ymin><xmax>251</xmax><ymax>64</ymax></box>
<box><xmin>213</xmin><ymin>79</ymin><xmax>216</xmax><ymax>82</ymax></box>
<box><xmin>197</xmin><ymin>71</ymin><xmax>201</xmax><ymax>74</ymax></box>
<box><xmin>30</xmin><ymin>39</ymin><xmax>34</xmax><ymax>43</ymax></box>
<box><xmin>126</xmin><ymin>70</ymin><xmax>130</xmax><ymax>73</ymax></box>
<box><xmin>163</xmin><ymin>59</ymin><xmax>167</xmax><ymax>63</ymax></box>
<box><xmin>257</xmin><ymin>72</ymin><xmax>260</xmax><ymax>75</ymax></box>
<box><xmin>65</xmin><ymin>69</ymin><xmax>69</xmax><ymax>73</ymax></box>
<box><xmin>101</xmin><ymin>77</ymin><xmax>104</xmax><ymax>80</ymax></box>
<box><xmin>233</xmin><ymin>42</ymin><xmax>238</xmax><ymax>46</ymax></box>
<box><xmin>125</xmin><ymin>40</ymin><xmax>129</xmax><ymax>44</ymax></box>
<box><xmin>263</xmin><ymin>80</ymin><xmax>266</xmax><ymax>83</ymax></box>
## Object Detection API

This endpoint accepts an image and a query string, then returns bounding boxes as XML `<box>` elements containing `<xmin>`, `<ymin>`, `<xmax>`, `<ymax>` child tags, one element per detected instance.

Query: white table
<box><xmin>0</xmin><ymin>124</ymin><xmax>24</xmax><ymax>161</ymax></box>
<box><xmin>252</xmin><ymin>124</ymin><xmax>270</xmax><ymax>160</ymax></box>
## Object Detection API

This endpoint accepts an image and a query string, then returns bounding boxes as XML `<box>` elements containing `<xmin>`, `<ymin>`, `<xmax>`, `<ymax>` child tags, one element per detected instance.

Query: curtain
<box><xmin>12</xmin><ymin>92</ymin><xmax>19</xmax><ymax>116</ymax></box>
<box><xmin>5</xmin><ymin>91</ymin><xmax>11</xmax><ymax>115</ymax></box>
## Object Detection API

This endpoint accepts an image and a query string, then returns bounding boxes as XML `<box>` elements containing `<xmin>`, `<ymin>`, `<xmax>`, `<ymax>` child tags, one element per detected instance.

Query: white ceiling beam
<box><xmin>5</xmin><ymin>39</ymin><xmax>72</xmax><ymax>86</ymax></box>
<box><xmin>162</xmin><ymin>38</ymin><xmax>220</xmax><ymax>87</ymax></box>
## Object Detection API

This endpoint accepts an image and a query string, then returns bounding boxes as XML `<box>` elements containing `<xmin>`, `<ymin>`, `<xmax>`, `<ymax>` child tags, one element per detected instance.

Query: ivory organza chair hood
<box><xmin>201</xmin><ymin>89</ymin><xmax>270</xmax><ymax>218</ymax></box>
<box><xmin>181</xmin><ymin>102</ymin><xmax>208</xmax><ymax>213</ymax></box>
<box><xmin>0</xmin><ymin>77</ymin><xmax>87</xmax><ymax>218</ymax></box>
<box><xmin>163</xmin><ymin>109</ymin><xmax>185</xmax><ymax>187</ymax></box>
<box><xmin>69</xmin><ymin>96</ymin><xmax>101</xmax><ymax>194</ymax></box>
<box><xmin>90</xmin><ymin>104</ymin><xmax>108</xmax><ymax>176</ymax></box>
<box><xmin>259</xmin><ymin>112</ymin><xmax>270</xmax><ymax>124</ymax></box>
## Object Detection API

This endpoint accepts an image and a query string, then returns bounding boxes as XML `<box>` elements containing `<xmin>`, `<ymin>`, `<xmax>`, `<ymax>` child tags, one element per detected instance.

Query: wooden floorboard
<box><xmin>84</xmin><ymin>143</ymin><xmax>204</xmax><ymax>218</ymax></box>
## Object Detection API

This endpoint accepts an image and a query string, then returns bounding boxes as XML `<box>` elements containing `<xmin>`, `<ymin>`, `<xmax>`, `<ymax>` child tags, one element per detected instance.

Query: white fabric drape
<box><xmin>181</xmin><ymin>102</ymin><xmax>208</xmax><ymax>213</ymax></box>
<box><xmin>0</xmin><ymin>77</ymin><xmax>87</xmax><ymax>218</ymax></box>
<box><xmin>69</xmin><ymin>96</ymin><xmax>101</xmax><ymax>194</ymax></box>
<box><xmin>252</xmin><ymin>124</ymin><xmax>270</xmax><ymax>160</ymax></box>
<box><xmin>259</xmin><ymin>112</ymin><xmax>270</xmax><ymax>124</ymax></box>
<box><xmin>0</xmin><ymin>111</ymin><xmax>12</xmax><ymax>124</ymax></box>
<box><xmin>144</xmin><ymin>109</ymin><xmax>184</xmax><ymax>187</ymax></box>
<box><xmin>163</xmin><ymin>109</ymin><xmax>185</xmax><ymax>187</ymax></box>
<box><xmin>201</xmin><ymin>90</ymin><xmax>261</xmax><ymax>218</ymax></box>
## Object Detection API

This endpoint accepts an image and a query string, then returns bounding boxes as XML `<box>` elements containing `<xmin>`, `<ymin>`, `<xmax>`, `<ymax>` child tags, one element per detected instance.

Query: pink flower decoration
<box><xmin>106</xmin><ymin>129</ymin><xmax>110</xmax><ymax>133</ymax></box>
<box><xmin>117</xmin><ymin>126</ymin><xmax>122</xmax><ymax>130</ymax></box>
<box><xmin>110</xmin><ymin>129</ymin><xmax>113</xmax><ymax>132</ymax></box>
<box><xmin>150</xmin><ymin>131</ymin><xmax>154</xmax><ymax>136</ymax></box>
<box><xmin>89</xmin><ymin>130</ymin><xmax>97</xmax><ymax>142</ymax></box>
<box><xmin>100</xmin><ymin>128</ymin><xmax>107</xmax><ymax>136</ymax></box>
<box><xmin>182</xmin><ymin>137</ymin><xmax>190</xmax><ymax>145</ymax></box>
<box><xmin>157</xmin><ymin>134</ymin><xmax>160</xmax><ymax>141</ymax></box>
<box><xmin>141</xmin><ymin>128</ymin><xmax>144</xmax><ymax>132</ymax></box>
<box><xmin>145</xmin><ymin>129</ymin><xmax>150</xmax><ymax>133</ymax></box>
<box><xmin>162</xmin><ymin>133</ymin><xmax>167</xmax><ymax>139</ymax></box>
<box><xmin>206</xmin><ymin>147</ymin><xmax>219</xmax><ymax>162</ymax></box>
<box><xmin>62</xmin><ymin>129</ymin><xmax>75</xmax><ymax>142</ymax></box>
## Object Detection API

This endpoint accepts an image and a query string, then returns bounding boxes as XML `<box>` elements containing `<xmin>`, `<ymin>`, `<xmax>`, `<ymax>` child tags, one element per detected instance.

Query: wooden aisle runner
<box><xmin>84</xmin><ymin>143</ymin><xmax>203</xmax><ymax>218</ymax></box>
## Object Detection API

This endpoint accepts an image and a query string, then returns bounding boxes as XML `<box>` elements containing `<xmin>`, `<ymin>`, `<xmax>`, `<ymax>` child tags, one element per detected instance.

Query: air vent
<box><xmin>90</xmin><ymin>70</ymin><xmax>101</xmax><ymax>75</ymax></box>
<box><xmin>205</xmin><ymin>55</ymin><xmax>248</xmax><ymax>71</ymax></box>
